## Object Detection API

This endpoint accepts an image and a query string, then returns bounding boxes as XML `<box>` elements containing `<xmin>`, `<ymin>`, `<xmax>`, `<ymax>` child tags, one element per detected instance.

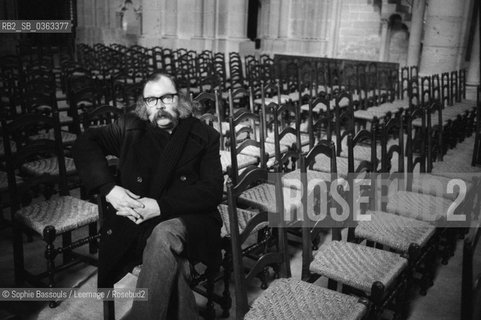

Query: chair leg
<box><xmin>62</xmin><ymin>231</ymin><xmax>73</xmax><ymax>265</ymax></box>
<box><xmin>393</xmin><ymin>277</ymin><xmax>410</xmax><ymax>320</ymax></box>
<box><xmin>104</xmin><ymin>300</ymin><xmax>115</xmax><ymax>320</ymax></box>
<box><xmin>88</xmin><ymin>222</ymin><xmax>98</xmax><ymax>254</ymax></box>
<box><xmin>205</xmin><ymin>269</ymin><xmax>216</xmax><ymax>320</ymax></box>
<box><xmin>43</xmin><ymin>226</ymin><xmax>58</xmax><ymax>308</ymax></box>
<box><xmin>221</xmin><ymin>247</ymin><xmax>232</xmax><ymax>318</ymax></box>
<box><xmin>420</xmin><ymin>247</ymin><xmax>436</xmax><ymax>295</ymax></box>
<box><xmin>13</xmin><ymin>224</ymin><xmax>25</xmax><ymax>286</ymax></box>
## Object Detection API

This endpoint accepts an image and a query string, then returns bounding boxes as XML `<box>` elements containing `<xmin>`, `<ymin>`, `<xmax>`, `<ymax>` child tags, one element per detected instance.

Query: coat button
<box><xmin>106</xmin><ymin>229</ymin><xmax>113</xmax><ymax>236</ymax></box>
<box><xmin>180</xmin><ymin>175</ymin><xmax>187</xmax><ymax>182</ymax></box>
<box><xmin>136</xmin><ymin>176</ymin><xmax>143</xmax><ymax>183</ymax></box>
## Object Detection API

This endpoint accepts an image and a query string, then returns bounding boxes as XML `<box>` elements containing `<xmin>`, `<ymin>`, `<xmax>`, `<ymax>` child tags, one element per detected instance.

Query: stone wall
<box><xmin>76</xmin><ymin>0</ymin><xmax>254</xmax><ymax>55</ymax></box>
<box><xmin>337</xmin><ymin>0</ymin><xmax>382</xmax><ymax>60</ymax></box>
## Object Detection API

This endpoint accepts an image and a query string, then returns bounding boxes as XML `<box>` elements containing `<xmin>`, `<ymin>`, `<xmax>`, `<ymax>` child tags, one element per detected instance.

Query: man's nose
<box><xmin>155</xmin><ymin>103</ymin><xmax>165</xmax><ymax>110</ymax></box>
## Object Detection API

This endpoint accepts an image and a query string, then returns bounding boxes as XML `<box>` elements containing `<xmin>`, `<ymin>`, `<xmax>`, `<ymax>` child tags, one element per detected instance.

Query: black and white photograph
<box><xmin>0</xmin><ymin>0</ymin><xmax>480</xmax><ymax>319</ymax></box>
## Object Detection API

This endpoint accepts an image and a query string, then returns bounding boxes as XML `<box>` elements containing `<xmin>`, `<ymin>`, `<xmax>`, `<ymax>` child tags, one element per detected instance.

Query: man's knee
<box><xmin>145</xmin><ymin>219</ymin><xmax>186</xmax><ymax>255</ymax></box>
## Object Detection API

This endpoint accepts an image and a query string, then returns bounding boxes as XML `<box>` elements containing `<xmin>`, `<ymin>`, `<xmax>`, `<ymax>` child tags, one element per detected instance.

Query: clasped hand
<box><xmin>106</xmin><ymin>185</ymin><xmax>160</xmax><ymax>224</ymax></box>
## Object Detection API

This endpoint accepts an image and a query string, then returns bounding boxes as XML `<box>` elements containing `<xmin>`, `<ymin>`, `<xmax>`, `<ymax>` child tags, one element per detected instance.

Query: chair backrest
<box><xmin>271</xmin><ymin>100</ymin><xmax>301</xmax><ymax>166</ymax></box>
<box><xmin>2</xmin><ymin>114</ymin><xmax>68</xmax><ymax>214</ymax></box>
<box><xmin>421</xmin><ymin>76</ymin><xmax>432</xmax><ymax>106</ymax></box>
<box><xmin>21</xmin><ymin>91</ymin><xmax>58</xmax><ymax>117</ymax></box>
<box><xmin>425</xmin><ymin>101</ymin><xmax>444</xmax><ymax>170</ymax></box>
<box><xmin>259</xmin><ymin>81</ymin><xmax>281</xmax><ymax>134</ymax></box>
<box><xmin>347</xmin><ymin>123</ymin><xmax>378</xmax><ymax>174</ymax></box>
<box><xmin>299</xmin><ymin>140</ymin><xmax>337</xmax><ymax>281</ymax></box>
<box><xmin>308</xmin><ymin>95</ymin><xmax>333</xmax><ymax>149</ymax></box>
<box><xmin>451</xmin><ymin>70</ymin><xmax>459</xmax><ymax>103</ymax></box>
<box><xmin>472</xmin><ymin>86</ymin><xmax>481</xmax><ymax>166</ymax></box>
<box><xmin>334</xmin><ymin>90</ymin><xmax>354</xmax><ymax>156</ymax></box>
<box><xmin>81</xmin><ymin>105</ymin><xmax>124</xmax><ymax>130</ymax></box>
<box><xmin>380</xmin><ymin>109</ymin><xmax>405</xmax><ymax>174</ymax></box>
<box><xmin>227</xmin><ymin>110</ymin><xmax>266</xmax><ymax>185</ymax></box>
<box><xmin>461</xmin><ymin>189</ymin><xmax>481</xmax><ymax>320</ymax></box>
<box><xmin>226</xmin><ymin>165</ymin><xmax>290</xmax><ymax>319</ymax></box>
<box><xmin>441</xmin><ymin>72</ymin><xmax>452</xmax><ymax>107</ymax></box>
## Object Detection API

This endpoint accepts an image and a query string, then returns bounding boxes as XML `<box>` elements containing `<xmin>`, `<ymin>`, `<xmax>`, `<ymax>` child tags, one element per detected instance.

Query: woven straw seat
<box><xmin>386</xmin><ymin>191</ymin><xmax>453</xmax><ymax>222</ymax></box>
<box><xmin>411</xmin><ymin>174</ymin><xmax>471</xmax><ymax>200</ymax></box>
<box><xmin>245</xmin><ymin>278</ymin><xmax>368</xmax><ymax>320</ymax></box>
<box><xmin>265</xmin><ymin>132</ymin><xmax>310</xmax><ymax>148</ymax></box>
<box><xmin>287</xmin><ymin>90</ymin><xmax>312</xmax><ymax>102</ymax></box>
<box><xmin>238</xmin><ymin>183</ymin><xmax>302</xmax><ymax>215</ymax></box>
<box><xmin>15</xmin><ymin>195</ymin><xmax>99</xmax><ymax>235</ymax></box>
<box><xmin>281</xmin><ymin>169</ymin><xmax>333</xmax><ymax>189</ymax></box>
<box><xmin>311</xmin><ymin>241</ymin><xmax>408</xmax><ymax>293</ymax></box>
<box><xmin>253</xmin><ymin>95</ymin><xmax>290</xmax><ymax>105</ymax></box>
<box><xmin>220</xmin><ymin>150</ymin><xmax>258</xmax><ymax>173</ymax></box>
<box><xmin>354</xmin><ymin>110</ymin><xmax>384</xmax><ymax>121</ymax></box>
<box><xmin>58</xmin><ymin>113</ymin><xmax>74</xmax><ymax>124</ymax></box>
<box><xmin>312</xmin><ymin>156</ymin><xmax>362</xmax><ymax>177</ymax></box>
<box><xmin>300</xmin><ymin>101</ymin><xmax>328</xmax><ymax>113</ymax></box>
<box><xmin>31</xmin><ymin>130</ymin><xmax>78</xmax><ymax>145</ymax></box>
<box><xmin>355</xmin><ymin>211</ymin><xmax>436</xmax><ymax>252</ymax></box>
<box><xmin>241</xmin><ymin>142</ymin><xmax>289</xmax><ymax>159</ymax></box>
<box><xmin>22</xmin><ymin>157</ymin><xmax>77</xmax><ymax>176</ymax></box>
<box><xmin>216</xmin><ymin>121</ymin><xmax>250</xmax><ymax>136</ymax></box>
<box><xmin>218</xmin><ymin>204</ymin><xmax>266</xmax><ymax>238</ymax></box>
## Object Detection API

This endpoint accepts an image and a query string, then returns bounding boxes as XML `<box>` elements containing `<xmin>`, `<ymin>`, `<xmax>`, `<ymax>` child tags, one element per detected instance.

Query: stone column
<box><xmin>193</xmin><ymin>0</ymin><xmax>203</xmax><ymax>38</ymax></box>
<box><xmin>203</xmin><ymin>0</ymin><xmax>216</xmax><ymax>38</ymax></box>
<box><xmin>327</xmin><ymin>0</ymin><xmax>342</xmax><ymax>57</ymax></box>
<box><xmin>420</xmin><ymin>0</ymin><xmax>468</xmax><ymax>74</ymax></box>
<box><xmin>406</xmin><ymin>0</ymin><xmax>426</xmax><ymax>67</ymax></box>
<box><xmin>466</xmin><ymin>13</ymin><xmax>480</xmax><ymax>86</ymax></box>
<box><xmin>278</xmin><ymin>0</ymin><xmax>290</xmax><ymax>38</ymax></box>
<box><xmin>164</xmin><ymin>0</ymin><xmax>177</xmax><ymax>37</ymax></box>
<box><xmin>141</xmin><ymin>0</ymin><xmax>162</xmax><ymax>37</ymax></box>
<box><xmin>227</xmin><ymin>0</ymin><xmax>248</xmax><ymax>38</ymax></box>
<box><xmin>379</xmin><ymin>18</ymin><xmax>390</xmax><ymax>62</ymax></box>
<box><xmin>268</xmin><ymin>0</ymin><xmax>281</xmax><ymax>38</ymax></box>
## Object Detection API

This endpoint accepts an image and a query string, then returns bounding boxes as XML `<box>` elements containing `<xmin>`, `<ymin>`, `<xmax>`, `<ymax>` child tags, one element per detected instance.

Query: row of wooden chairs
<box><xmin>219</xmin><ymin>90</ymin><xmax>480</xmax><ymax>319</ymax></box>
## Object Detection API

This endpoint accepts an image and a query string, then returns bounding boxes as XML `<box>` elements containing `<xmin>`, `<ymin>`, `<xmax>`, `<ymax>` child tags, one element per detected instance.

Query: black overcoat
<box><xmin>72</xmin><ymin>113</ymin><xmax>224</xmax><ymax>287</ymax></box>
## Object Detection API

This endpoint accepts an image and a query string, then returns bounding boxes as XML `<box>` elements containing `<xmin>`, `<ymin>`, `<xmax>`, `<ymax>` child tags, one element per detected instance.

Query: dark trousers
<box><xmin>122</xmin><ymin>218</ymin><xmax>199</xmax><ymax>320</ymax></box>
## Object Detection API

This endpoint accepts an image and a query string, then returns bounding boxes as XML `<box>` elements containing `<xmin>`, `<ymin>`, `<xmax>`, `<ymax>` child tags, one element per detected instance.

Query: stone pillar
<box><xmin>268</xmin><ymin>0</ymin><xmax>281</xmax><ymax>38</ymax></box>
<box><xmin>466</xmin><ymin>13</ymin><xmax>480</xmax><ymax>86</ymax></box>
<box><xmin>227</xmin><ymin>0</ymin><xmax>248</xmax><ymax>38</ymax></box>
<box><xmin>420</xmin><ymin>0</ymin><xmax>468</xmax><ymax>74</ymax></box>
<box><xmin>379</xmin><ymin>19</ymin><xmax>390</xmax><ymax>62</ymax></box>
<box><xmin>141</xmin><ymin>0</ymin><xmax>162</xmax><ymax>37</ymax></box>
<box><xmin>406</xmin><ymin>0</ymin><xmax>426</xmax><ymax>67</ymax></box>
<box><xmin>257</xmin><ymin>0</ymin><xmax>270</xmax><ymax>39</ymax></box>
<box><xmin>279</xmin><ymin>0</ymin><xmax>290</xmax><ymax>38</ymax></box>
<box><xmin>203</xmin><ymin>0</ymin><xmax>216</xmax><ymax>38</ymax></box>
<box><xmin>327</xmin><ymin>0</ymin><xmax>342</xmax><ymax>57</ymax></box>
<box><xmin>164</xmin><ymin>0</ymin><xmax>177</xmax><ymax>37</ymax></box>
<box><xmin>193</xmin><ymin>0</ymin><xmax>203</xmax><ymax>38</ymax></box>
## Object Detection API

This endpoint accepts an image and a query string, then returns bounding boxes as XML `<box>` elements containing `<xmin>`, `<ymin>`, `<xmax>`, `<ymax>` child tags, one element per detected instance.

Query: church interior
<box><xmin>0</xmin><ymin>0</ymin><xmax>480</xmax><ymax>319</ymax></box>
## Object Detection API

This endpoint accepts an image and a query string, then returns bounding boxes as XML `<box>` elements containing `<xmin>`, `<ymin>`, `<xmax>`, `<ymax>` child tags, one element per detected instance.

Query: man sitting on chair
<box><xmin>73</xmin><ymin>73</ymin><xmax>224</xmax><ymax>320</ymax></box>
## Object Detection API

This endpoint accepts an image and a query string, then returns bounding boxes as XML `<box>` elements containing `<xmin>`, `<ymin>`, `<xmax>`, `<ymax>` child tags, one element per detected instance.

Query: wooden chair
<box><xmin>295</xmin><ymin>138</ymin><xmax>410</xmax><ymax>319</ymax></box>
<box><xmin>461</xmin><ymin>210</ymin><xmax>481</xmax><ymax>320</ymax></box>
<box><xmin>2</xmin><ymin>113</ymin><xmax>99</xmax><ymax>307</ymax></box>
<box><xmin>227</xmin><ymin>165</ymin><xmax>370</xmax><ymax>319</ymax></box>
<box><xmin>248</xmin><ymin>146</ymin><xmax>373</xmax><ymax>319</ymax></box>
<box><xmin>227</xmin><ymin>109</ymin><xmax>266</xmax><ymax>185</ymax></box>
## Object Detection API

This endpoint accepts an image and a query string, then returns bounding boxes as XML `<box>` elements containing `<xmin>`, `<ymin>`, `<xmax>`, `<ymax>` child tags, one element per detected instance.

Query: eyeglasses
<box><xmin>143</xmin><ymin>93</ymin><xmax>178</xmax><ymax>107</ymax></box>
